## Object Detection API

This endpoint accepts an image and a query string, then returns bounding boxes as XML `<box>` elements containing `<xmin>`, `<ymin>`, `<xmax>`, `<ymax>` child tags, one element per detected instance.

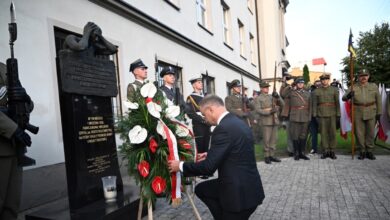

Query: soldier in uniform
<box><xmin>248</xmin><ymin>91</ymin><xmax>262</xmax><ymax>144</ymax></box>
<box><xmin>127</xmin><ymin>58</ymin><xmax>148</xmax><ymax>101</ymax></box>
<box><xmin>159</xmin><ymin>66</ymin><xmax>185</xmax><ymax>107</ymax></box>
<box><xmin>281</xmin><ymin>78</ymin><xmax>311</xmax><ymax>160</ymax></box>
<box><xmin>225</xmin><ymin>79</ymin><xmax>249</xmax><ymax>124</ymax></box>
<box><xmin>343</xmin><ymin>69</ymin><xmax>381</xmax><ymax>160</ymax></box>
<box><xmin>186</xmin><ymin>76</ymin><xmax>211</xmax><ymax>154</ymax></box>
<box><xmin>312</xmin><ymin>73</ymin><xmax>340</xmax><ymax>159</ymax></box>
<box><xmin>0</xmin><ymin>62</ymin><xmax>32</xmax><ymax>220</ymax></box>
<box><xmin>254</xmin><ymin>81</ymin><xmax>284</xmax><ymax>164</ymax></box>
<box><xmin>280</xmin><ymin>75</ymin><xmax>295</xmax><ymax>156</ymax></box>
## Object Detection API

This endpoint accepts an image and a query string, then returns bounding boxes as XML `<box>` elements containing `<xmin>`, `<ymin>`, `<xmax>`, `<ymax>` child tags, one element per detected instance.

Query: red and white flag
<box><xmin>312</xmin><ymin>57</ymin><xmax>327</xmax><ymax>65</ymax></box>
<box><xmin>339</xmin><ymin>88</ymin><xmax>352</xmax><ymax>139</ymax></box>
<box><xmin>378</xmin><ymin>84</ymin><xmax>390</xmax><ymax>143</ymax></box>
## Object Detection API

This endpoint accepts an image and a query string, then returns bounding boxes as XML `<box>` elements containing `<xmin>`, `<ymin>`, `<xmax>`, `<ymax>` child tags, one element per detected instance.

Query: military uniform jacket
<box><xmin>0</xmin><ymin>70</ymin><xmax>18</xmax><ymax>156</ymax></box>
<box><xmin>312</xmin><ymin>86</ymin><xmax>340</xmax><ymax>117</ymax></box>
<box><xmin>254</xmin><ymin>93</ymin><xmax>284</xmax><ymax>126</ymax></box>
<box><xmin>160</xmin><ymin>85</ymin><xmax>185</xmax><ymax>107</ymax></box>
<box><xmin>343</xmin><ymin>82</ymin><xmax>381</xmax><ymax>120</ymax></box>
<box><xmin>225</xmin><ymin>94</ymin><xmax>247</xmax><ymax>118</ymax></box>
<box><xmin>186</xmin><ymin>92</ymin><xmax>208</xmax><ymax>126</ymax></box>
<box><xmin>126</xmin><ymin>80</ymin><xmax>143</xmax><ymax>101</ymax></box>
<box><xmin>281</xmin><ymin>89</ymin><xmax>311</xmax><ymax>122</ymax></box>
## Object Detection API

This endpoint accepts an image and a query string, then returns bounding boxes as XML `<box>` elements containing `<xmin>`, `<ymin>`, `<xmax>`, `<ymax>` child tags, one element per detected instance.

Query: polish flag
<box><xmin>339</xmin><ymin>88</ymin><xmax>351</xmax><ymax>139</ymax></box>
<box><xmin>312</xmin><ymin>57</ymin><xmax>327</xmax><ymax>65</ymax></box>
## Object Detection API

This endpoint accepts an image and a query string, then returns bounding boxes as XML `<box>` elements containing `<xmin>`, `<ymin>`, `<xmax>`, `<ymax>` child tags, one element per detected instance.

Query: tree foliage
<box><xmin>341</xmin><ymin>22</ymin><xmax>390</xmax><ymax>87</ymax></box>
<box><xmin>303</xmin><ymin>64</ymin><xmax>310</xmax><ymax>85</ymax></box>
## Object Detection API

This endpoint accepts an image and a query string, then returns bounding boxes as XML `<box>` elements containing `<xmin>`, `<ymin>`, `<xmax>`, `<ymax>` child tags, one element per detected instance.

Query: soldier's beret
<box><xmin>319</xmin><ymin>74</ymin><xmax>330</xmax><ymax>80</ymax></box>
<box><xmin>160</xmin><ymin>66</ymin><xmax>176</xmax><ymax>77</ymax></box>
<box><xmin>259</xmin><ymin>81</ymin><xmax>270</xmax><ymax>88</ymax></box>
<box><xmin>189</xmin><ymin>75</ymin><xmax>202</xmax><ymax>84</ymax></box>
<box><xmin>129</xmin><ymin>59</ymin><xmax>148</xmax><ymax>72</ymax></box>
<box><xmin>358</xmin><ymin>69</ymin><xmax>370</xmax><ymax>76</ymax></box>
<box><xmin>295</xmin><ymin>77</ymin><xmax>305</xmax><ymax>84</ymax></box>
<box><xmin>229</xmin><ymin>79</ymin><xmax>241</xmax><ymax>88</ymax></box>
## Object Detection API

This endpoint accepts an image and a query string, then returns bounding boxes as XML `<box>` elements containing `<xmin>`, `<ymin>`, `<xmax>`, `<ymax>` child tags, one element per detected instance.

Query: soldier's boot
<box><xmin>329</xmin><ymin>151</ymin><xmax>337</xmax><ymax>160</ymax></box>
<box><xmin>320</xmin><ymin>151</ymin><xmax>328</xmax><ymax>159</ymax></box>
<box><xmin>264</xmin><ymin>157</ymin><xmax>271</xmax><ymax>164</ymax></box>
<box><xmin>270</xmin><ymin>156</ymin><xmax>281</xmax><ymax>162</ymax></box>
<box><xmin>366</xmin><ymin>152</ymin><xmax>376</xmax><ymax>160</ymax></box>
<box><xmin>298</xmin><ymin>139</ymin><xmax>310</xmax><ymax>160</ymax></box>
<box><xmin>293</xmin><ymin>140</ymin><xmax>299</xmax><ymax>160</ymax></box>
<box><xmin>358</xmin><ymin>151</ymin><xmax>365</xmax><ymax>160</ymax></box>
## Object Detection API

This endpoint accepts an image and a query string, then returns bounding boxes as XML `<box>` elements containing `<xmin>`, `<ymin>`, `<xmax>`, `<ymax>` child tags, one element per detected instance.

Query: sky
<box><xmin>285</xmin><ymin>0</ymin><xmax>390</xmax><ymax>81</ymax></box>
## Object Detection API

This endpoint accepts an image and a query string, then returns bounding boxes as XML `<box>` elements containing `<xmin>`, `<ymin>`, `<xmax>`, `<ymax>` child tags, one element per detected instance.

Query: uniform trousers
<box><xmin>318</xmin><ymin>116</ymin><xmax>337</xmax><ymax>151</ymax></box>
<box><xmin>0</xmin><ymin>157</ymin><xmax>22</xmax><ymax>220</ymax></box>
<box><xmin>289</xmin><ymin>121</ymin><xmax>309</xmax><ymax>140</ymax></box>
<box><xmin>262</xmin><ymin>125</ymin><xmax>278</xmax><ymax>157</ymax></box>
<box><xmin>354</xmin><ymin>117</ymin><xmax>376</xmax><ymax>153</ymax></box>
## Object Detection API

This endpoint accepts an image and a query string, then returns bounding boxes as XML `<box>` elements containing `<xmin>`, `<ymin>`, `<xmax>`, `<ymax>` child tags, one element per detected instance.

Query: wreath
<box><xmin>117</xmin><ymin>82</ymin><xmax>194</xmax><ymax>206</ymax></box>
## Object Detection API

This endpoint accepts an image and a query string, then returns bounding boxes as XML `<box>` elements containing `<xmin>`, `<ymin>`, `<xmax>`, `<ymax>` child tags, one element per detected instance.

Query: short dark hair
<box><xmin>199</xmin><ymin>95</ymin><xmax>224</xmax><ymax>108</ymax></box>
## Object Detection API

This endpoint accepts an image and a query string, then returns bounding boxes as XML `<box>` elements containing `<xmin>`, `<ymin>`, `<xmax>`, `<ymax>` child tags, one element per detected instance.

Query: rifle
<box><xmin>204</xmin><ymin>70</ymin><xmax>208</xmax><ymax>95</ymax></box>
<box><xmin>6</xmin><ymin>2</ymin><xmax>39</xmax><ymax>166</ymax></box>
<box><xmin>272</xmin><ymin>61</ymin><xmax>277</xmax><ymax>123</ymax></box>
<box><xmin>240</xmin><ymin>73</ymin><xmax>251</xmax><ymax>127</ymax></box>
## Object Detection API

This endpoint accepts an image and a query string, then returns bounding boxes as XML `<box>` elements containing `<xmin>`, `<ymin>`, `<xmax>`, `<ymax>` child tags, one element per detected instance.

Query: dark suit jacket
<box><xmin>183</xmin><ymin>113</ymin><xmax>265</xmax><ymax>212</ymax></box>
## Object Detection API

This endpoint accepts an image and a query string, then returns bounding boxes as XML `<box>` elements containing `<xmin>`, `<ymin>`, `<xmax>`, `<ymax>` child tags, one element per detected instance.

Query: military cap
<box><xmin>129</xmin><ymin>59</ymin><xmax>148</xmax><ymax>72</ymax></box>
<box><xmin>229</xmin><ymin>79</ymin><xmax>241</xmax><ymax>88</ymax></box>
<box><xmin>259</xmin><ymin>81</ymin><xmax>270</xmax><ymax>88</ymax></box>
<box><xmin>319</xmin><ymin>74</ymin><xmax>330</xmax><ymax>80</ymax></box>
<box><xmin>189</xmin><ymin>75</ymin><xmax>202</xmax><ymax>84</ymax></box>
<box><xmin>160</xmin><ymin>66</ymin><xmax>176</xmax><ymax>77</ymax></box>
<box><xmin>358</xmin><ymin>69</ymin><xmax>370</xmax><ymax>76</ymax></box>
<box><xmin>295</xmin><ymin>77</ymin><xmax>305</xmax><ymax>84</ymax></box>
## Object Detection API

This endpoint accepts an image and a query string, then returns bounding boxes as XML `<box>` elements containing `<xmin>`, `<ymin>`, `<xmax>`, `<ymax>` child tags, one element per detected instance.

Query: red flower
<box><xmin>137</xmin><ymin>160</ymin><xmax>150</xmax><ymax>178</ymax></box>
<box><xmin>151</xmin><ymin>176</ymin><xmax>166</xmax><ymax>194</ymax></box>
<box><xmin>178</xmin><ymin>139</ymin><xmax>191</xmax><ymax>150</ymax></box>
<box><xmin>149</xmin><ymin>137</ymin><xmax>158</xmax><ymax>153</ymax></box>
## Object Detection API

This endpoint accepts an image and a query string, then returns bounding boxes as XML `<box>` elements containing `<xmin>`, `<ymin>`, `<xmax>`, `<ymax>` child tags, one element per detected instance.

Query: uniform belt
<box><xmin>354</xmin><ymin>102</ymin><xmax>375</xmax><ymax>107</ymax></box>
<box><xmin>318</xmin><ymin>102</ymin><xmax>335</xmax><ymax>106</ymax></box>
<box><xmin>291</xmin><ymin>106</ymin><xmax>308</xmax><ymax>110</ymax></box>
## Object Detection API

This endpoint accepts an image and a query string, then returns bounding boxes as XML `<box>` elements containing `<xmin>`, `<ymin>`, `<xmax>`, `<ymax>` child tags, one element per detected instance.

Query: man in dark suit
<box><xmin>168</xmin><ymin>95</ymin><xmax>265</xmax><ymax>220</ymax></box>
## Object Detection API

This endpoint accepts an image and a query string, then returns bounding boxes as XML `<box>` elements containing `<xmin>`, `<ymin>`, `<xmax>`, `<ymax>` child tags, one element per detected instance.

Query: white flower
<box><xmin>165</xmin><ymin>105</ymin><xmax>180</xmax><ymax>119</ymax></box>
<box><xmin>175</xmin><ymin>125</ymin><xmax>189</xmax><ymax>137</ymax></box>
<box><xmin>140</xmin><ymin>82</ymin><xmax>157</xmax><ymax>98</ymax></box>
<box><xmin>147</xmin><ymin>102</ymin><xmax>162</xmax><ymax>118</ymax></box>
<box><xmin>156</xmin><ymin>121</ymin><xmax>166</xmax><ymax>139</ymax></box>
<box><xmin>123</xmin><ymin>100</ymin><xmax>139</xmax><ymax>110</ymax></box>
<box><xmin>128</xmin><ymin>125</ymin><xmax>147</xmax><ymax>144</ymax></box>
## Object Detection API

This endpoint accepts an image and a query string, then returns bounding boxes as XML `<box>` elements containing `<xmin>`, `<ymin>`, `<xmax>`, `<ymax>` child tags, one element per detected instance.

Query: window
<box><xmin>238</xmin><ymin>20</ymin><xmax>245</xmax><ymax>58</ymax></box>
<box><xmin>196</xmin><ymin>0</ymin><xmax>212</xmax><ymax>32</ymax></box>
<box><xmin>202</xmin><ymin>72</ymin><xmax>215</xmax><ymax>95</ymax></box>
<box><xmin>221</xmin><ymin>1</ymin><xmax>232</xmax><ymax>46</ymax></box>
<box><xmin>155</xmin><ymin>60</ymin><xmax>183</xmax><ymax>96</ymax></box>
<box><xmin>249</xmin><ymin>33</ymin><xmax>256</xmax><ymax>65</ymax></box>
<box><xmin>165</xmin><ymin>0</ymin><xmax>180</xmax><ymax>10</ymax></box>
<box><xmin>247</xmin><ymin>0</ymin><xmax>254</xmax><ymax>13</ymax></box>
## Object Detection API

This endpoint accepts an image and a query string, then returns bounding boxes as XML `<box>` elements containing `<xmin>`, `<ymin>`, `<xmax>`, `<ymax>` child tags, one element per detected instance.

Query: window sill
<box><xmin>223</xmin><ymin>42</ymin><xmax>233</xmax><ymax>50</ymax></box>
<box><xmin>198</xmin><ymin>23</ymin><xmax>213</xmax><ymax>36</ymax></box>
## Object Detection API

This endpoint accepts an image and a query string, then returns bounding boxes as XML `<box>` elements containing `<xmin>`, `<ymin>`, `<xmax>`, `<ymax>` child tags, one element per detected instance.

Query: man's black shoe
<box><xmin>288</xmin><ymin>152</ymin><xmax>294</xmax><ymax>157</ymax></box>
<box><xmin>366</xmin><ymin>152</ymin><xmax>376</xmax><ymax>160</ymax></box>
<box><xmin>299</xmin><ymin>154</ymin><xmax>310</xmax><ymax>160</ymax></box>
<box><xmin>358</xmin><ymin>152</ymin><xmax>365</xmax><ymax>160</ymax></box>
<box><xmin>320</xmin><ymin>152</ymin><xmax>328</xmax><ymax>159</ymax></box>
<box><xmin>264</xmin><ymin>157</ymin><xmax>271</xmax><ymax>164</ymax></box>
<box><xmin>270</xmin><ymin>156</ymin><xmax>281</xmax><ymax>162</ymax></box>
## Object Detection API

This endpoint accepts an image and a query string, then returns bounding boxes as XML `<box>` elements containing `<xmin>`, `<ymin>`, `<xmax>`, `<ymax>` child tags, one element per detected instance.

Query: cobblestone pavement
<box><xmin>147</xmin><ymin>155</ymin><xmax>390</xmax><ymax>220</ymax></box>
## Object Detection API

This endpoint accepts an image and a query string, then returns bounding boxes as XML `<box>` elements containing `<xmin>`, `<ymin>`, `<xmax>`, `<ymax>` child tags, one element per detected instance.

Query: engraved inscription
<box><xmin>78</xmin><ymin>116</ymin><xmax>113</xmax><ymax>143</ymax></box>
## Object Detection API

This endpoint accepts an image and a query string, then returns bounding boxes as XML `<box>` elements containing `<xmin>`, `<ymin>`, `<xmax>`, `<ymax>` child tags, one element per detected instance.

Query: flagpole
<box><xmin>349</xmin><ymin>53</ymin><xmax>355</xmax><ymax>159</ymax></box>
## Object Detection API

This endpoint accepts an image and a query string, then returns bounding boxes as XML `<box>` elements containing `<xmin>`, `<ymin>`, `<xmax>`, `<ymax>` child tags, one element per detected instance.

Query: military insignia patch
<box><xmin>0</xmin><ymin>86</ymin><xmax>6</xmax><ymax>100</ymax></box>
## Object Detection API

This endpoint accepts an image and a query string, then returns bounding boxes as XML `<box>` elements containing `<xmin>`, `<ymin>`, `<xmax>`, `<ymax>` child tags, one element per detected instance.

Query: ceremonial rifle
<box><xmin>240</xmin><ymin>73</ymin><xmax>251</xmax><ymax>127</ymax></box>
<box><xmin>6</xmin><ymin>2</ymin><xmax>39</xmax><ymax>166</ymax></box>
<box><xmin>272</xmin><ymin>61</ymin><xmax>277</xmax><ymax>122</ymax></box>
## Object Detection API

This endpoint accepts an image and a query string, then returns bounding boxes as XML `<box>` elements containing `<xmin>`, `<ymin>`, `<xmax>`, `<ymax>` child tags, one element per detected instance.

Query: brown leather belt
<box><xmin>291</xmin><ymin>106</ymin><xmax>308</xmax><ymax>110</ymax></box>
<box><xmin>319</xmin><ymin>102</ymin><xmax>335</xmax><ymax>106</ymax></box>
<box><xmin>354</xmin><ymin>102</ymin><xmax>375</xmax><ymax>107</ymax></box>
